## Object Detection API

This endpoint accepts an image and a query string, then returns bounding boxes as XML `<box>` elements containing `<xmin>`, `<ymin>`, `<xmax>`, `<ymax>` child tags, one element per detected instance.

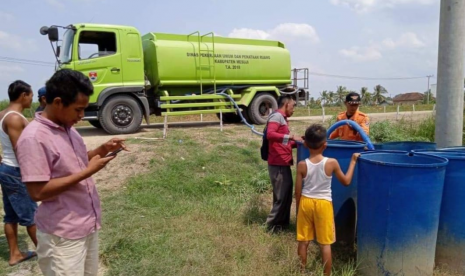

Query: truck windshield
<box><xmin>59</xmin><ymin>29</ymin><xmax>75</xmax><ymax>63</ymax></box>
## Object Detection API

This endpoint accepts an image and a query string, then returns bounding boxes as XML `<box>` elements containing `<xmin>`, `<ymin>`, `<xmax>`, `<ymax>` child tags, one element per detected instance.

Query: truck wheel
<box><xmin>88</xmin><ymin>120</ymin><xmax>102</xmax><ymax>129</ymax></box>
<box><xmin>247</xmin><ymin>93</ymin><xmax>278</xmax><ymax>125</ymax></box>
<box><xmin>99</xmin><ymin>95</ymin><xmax>143</xmax><ymax>134</ymax></box>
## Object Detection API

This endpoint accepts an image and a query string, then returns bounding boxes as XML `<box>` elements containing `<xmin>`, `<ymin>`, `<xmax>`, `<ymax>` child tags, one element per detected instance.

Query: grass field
<box><xmin>98</xmin><ymin>122</ymin><xmax>360</xmax><ymax>276</ymax></box>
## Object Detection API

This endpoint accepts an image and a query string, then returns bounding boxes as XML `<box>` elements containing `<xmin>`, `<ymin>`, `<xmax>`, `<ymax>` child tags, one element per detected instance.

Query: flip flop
<box><xmin>9</xmin><ymin>251</ymin><xmax>37</xmax><ymax>266</ymax></box>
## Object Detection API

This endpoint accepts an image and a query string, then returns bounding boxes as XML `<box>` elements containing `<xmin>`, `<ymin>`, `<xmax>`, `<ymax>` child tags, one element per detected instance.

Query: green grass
<box><xmin>293</xmin><ymin>104</ymin><xmax>435</xmax><ymax>117</ymax></box>
<box><xmin>98</xmin><ymin>127</ymin><xmax>358</xmax><ymax>276</ymax></box>
<box><xmin>370</xmin><ymin>116</ymin><xmax>436</xmax><ymax>143</ymax></box>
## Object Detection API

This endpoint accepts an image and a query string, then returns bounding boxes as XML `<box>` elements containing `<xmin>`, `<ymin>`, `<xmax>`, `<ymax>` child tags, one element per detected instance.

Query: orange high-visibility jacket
<box><xmin>329</xmin><ymin>111</ymin><xmax>369</xmax><ymax>142</ymax></box>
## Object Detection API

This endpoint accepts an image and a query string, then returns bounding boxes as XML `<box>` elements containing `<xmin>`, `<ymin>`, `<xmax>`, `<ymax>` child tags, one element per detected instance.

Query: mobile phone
<box><xmin>106</xmin><ymin>148</ymin><xmax>123</xmax><ymax>157</ymax></box>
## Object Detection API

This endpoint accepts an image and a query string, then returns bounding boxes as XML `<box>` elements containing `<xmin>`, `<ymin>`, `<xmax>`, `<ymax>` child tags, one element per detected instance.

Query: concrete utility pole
<box><xmin>426</xmin><ymin>75</ymin><xmax>433</xmax><ymax>104</ymax></box>
<box><xmin>435</xmin><ymin>0</ymin><xmax>465</xmax><ymax>148</ymax></box>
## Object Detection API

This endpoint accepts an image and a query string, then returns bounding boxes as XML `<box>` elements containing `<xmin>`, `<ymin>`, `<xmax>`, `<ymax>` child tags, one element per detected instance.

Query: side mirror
<box><xmin>47</xmin><ymin>27</ymin><xmax>59</xmax><ymax>42</ymax></box>
<box><xmin>40</xmin><ymin>26</ymin><xmax>49</xmax><ymax>35</ymax></box>
<box><xmin>56</xmin><ymin>46</ymin><xmax>61</xmax><ymax>57</ymax></box>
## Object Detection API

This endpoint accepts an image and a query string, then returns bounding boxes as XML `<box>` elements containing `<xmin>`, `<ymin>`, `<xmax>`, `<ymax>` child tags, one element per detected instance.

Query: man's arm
<box><xmin>5</xmin><ymin>114</ymin><xmax>27</xmax><ymax>152</ymax></box>
<box><xmin>266</xmin><ymin>114</ymin><xmax>299</xmax><ymax>144</ymax></box>
<box><xmin>25</xmin><ymin>154</ymin><xmax>115</xmax><ymax>202</ymax></box>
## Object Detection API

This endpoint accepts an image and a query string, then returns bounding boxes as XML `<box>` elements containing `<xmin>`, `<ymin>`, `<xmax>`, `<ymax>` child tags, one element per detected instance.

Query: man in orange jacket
<box><xmin>329</xmin><ymin>92</ymin><xmax>369</xmax><ymax>142</ymax></box>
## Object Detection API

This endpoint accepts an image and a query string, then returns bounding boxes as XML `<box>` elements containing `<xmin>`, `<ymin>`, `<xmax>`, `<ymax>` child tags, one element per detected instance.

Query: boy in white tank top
<box><xmin>295</xmin><ymin>124</ymin><xmax>360</xmax><ymax>275</ymax></box>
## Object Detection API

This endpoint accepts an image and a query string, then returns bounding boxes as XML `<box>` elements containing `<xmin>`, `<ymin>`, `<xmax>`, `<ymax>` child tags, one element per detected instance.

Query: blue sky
<box><xmin>0</xmin><ymin>0</ymin><xmax>443</xmax><ymax>100</ymax></box>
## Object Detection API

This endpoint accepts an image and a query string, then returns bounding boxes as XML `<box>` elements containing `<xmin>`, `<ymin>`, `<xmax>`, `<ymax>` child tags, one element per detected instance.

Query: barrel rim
<box><xmin>438</xmin><ymin>146</ymin><xmax>465</xmax><ymax>151</ymax></box>
<box><xmin>377</xmin><ymin>141</ymin><xmax>437</xmax><ymax>146</ymax></box>
<box><xmin>297</xmin><ymin>140</ymin><xmax>366</xmax><ymax>149</ymax></box>
<box><xmin>414</xmin><ymin>150</ymin><xmax>465</xmax><ymax>160</ymax></box>
<box><xmin>359</xmin><ymin>150</ymin><xmax>449</xmax><ymax>168</ymax></box>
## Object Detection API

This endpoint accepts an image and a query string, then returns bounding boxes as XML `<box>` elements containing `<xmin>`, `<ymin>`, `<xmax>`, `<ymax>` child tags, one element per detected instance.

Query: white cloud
<box><xmin>0</xmin><ymin>12</ymin><xmax>14</xmax><ymax>22</ymax></box>
<box><xmin>340</xmin><ymin>32</ymin><xmax>424</xmax><ymax>61</ymax></box>
<box><xmin>0</xmin><ymin>31</ymin><xmax>38</xmax><ymax>52</ymax></box>
<box><xmin>228</xmin><ymin>28</ymin><xmax>270</xmax><ymax>40</ymax></box>
<box><xmin>382</xmin><ymin>32</ymin><xmax>425</xmax><ymax>48</ymax></box>
<box><xmin>339</xmin><ymin>46</ymin><xmax>383</xmax><ymax>61</ymax></box>
<box><xmin>330</xmin><ymin>0</ymin><xmax>437</xmax><ymax>13</ymax></box>
<box><xmin>228</xmin><ymin>23</ymin><xmax>320</xmax><ymax>44</ymax></box>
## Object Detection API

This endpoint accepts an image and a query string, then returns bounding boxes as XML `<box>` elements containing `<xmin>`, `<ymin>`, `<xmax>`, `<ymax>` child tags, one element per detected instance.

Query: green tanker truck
<box><xmin>40</xmin><ymin>23</ymin><xmax>297</xmax><ymax>134</ymax></box>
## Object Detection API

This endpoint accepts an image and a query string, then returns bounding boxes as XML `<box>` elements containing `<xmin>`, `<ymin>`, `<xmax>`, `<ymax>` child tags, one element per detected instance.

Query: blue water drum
<box><xmin>415</xmin><ymin>150</ymin><xmax>465</xmax><ymax>273</ymax></box>
<box><xmin>373</xmin><ymin>141</ymin><xmax>436</xmax><ymax>151</ymax></box>
<box><xmin>296</xmin><ymin>140</ymin><xmax>366</xmax><ymax>245</ymax></box>
<box><xmin>357</xmin><ymin>151</ymin><xmax>448</xmax><ymax>276</ymax></box>
<box><xmin>438</xmin><ymin>146</ymin><xmax>465</xmax><ymax>152</ymax></box>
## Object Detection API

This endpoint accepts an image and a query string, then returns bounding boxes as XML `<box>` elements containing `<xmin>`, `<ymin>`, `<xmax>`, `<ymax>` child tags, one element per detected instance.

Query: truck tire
<box><xmin>99</xmin><ymin>95</ymin><xmax>143</xmax><ymax>134</ymax></box>
<box><xmin>88</xmin><ymin>120</ymin><xmax>102</xmax><ymax>129</ymax></box>
<box><xmin>247</xmin><ymin>93</ymin><xmax>278</xmax><ymax>125</ymax></box>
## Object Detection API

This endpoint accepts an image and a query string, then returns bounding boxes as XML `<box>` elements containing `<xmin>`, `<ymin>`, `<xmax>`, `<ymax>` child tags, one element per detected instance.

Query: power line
<box><xmin>0</xmin><ymin>56</ymin><xmax>55</xmax><ymax>65</ymax></box>
<box><xmin>0</xmin><ymin>55</ymin><xmax>435</xmax><ymax>81</ymax></box>
<box><xmin>0</xmin><ymin>56</ymin><xmax>55</xmax><ymax>68</ymax></box>
<box><xmin>308</xmin><ymin>71</ymin><xmax>432</xmax><ymax>81</ymax></box>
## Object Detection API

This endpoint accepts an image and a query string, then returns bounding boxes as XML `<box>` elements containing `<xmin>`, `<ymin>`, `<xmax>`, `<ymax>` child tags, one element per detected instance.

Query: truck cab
<box><xmin>45</xmin><ymin>24</ymin><xmax>150</xmax><ymax>134</ymax></box>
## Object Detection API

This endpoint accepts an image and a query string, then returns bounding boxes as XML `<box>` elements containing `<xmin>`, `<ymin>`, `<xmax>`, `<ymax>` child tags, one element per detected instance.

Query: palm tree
<box><xmin>328</xmin><ymin>91</ymin><xmax>335</xmax><ymax>106</ymax></box>
<box><xmin>319</xmin><ymin>90</ymin><xmax>329</xmax><ymax>105</ymax></box>
<box><xmin>362</xmin><ymin>92</ymin><xmax>372</xmax><ymax>106</ymax></box>
<box><xmin>335</xmin><ymin>86</ymin><xmax>347</xmax><ymax>105</ymax></box>
<box><xmin>360</xmin><ymin>87</ymin><xmax>371</xmax><ymax>105</ymax></box>
<box><xmin>373</xmin><ymin>85</ymin><xmax>388</xmax><ymax>105</ymax></box>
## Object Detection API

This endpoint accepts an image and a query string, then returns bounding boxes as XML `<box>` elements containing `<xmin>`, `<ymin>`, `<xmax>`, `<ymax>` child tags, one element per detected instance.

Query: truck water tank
<box><xmin>357</xmin><ymin>151</ymin><xmax>448</xmax><ymax>276</ymax></box>
<box><xmin>142</xmin><ymin>33</ymin><xmax>291</xmax><ymax>89</ymax></box>
<box><xmin>296</xmin><ymin>140</ymin><xmax>366</xmax><ymax>244</ymax></box>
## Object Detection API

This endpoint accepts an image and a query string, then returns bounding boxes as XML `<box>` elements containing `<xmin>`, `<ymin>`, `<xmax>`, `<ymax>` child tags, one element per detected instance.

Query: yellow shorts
<box><xmin>297</xmin><ymin>196</ymin><xmax>335</xmax><ymax>245</ymax></box>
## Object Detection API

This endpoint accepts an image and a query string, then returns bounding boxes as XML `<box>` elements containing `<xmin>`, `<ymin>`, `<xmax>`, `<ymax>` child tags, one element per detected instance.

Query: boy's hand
<box><xmin>86</xmin><ymin>155</ymin><xmax>115</xmax><ymax>176</ymax></box>
<box><xmin>352</xmin><ymin>153</ymin><xmax>361</xmax><ymax>162</ymax></box>
<box><xmin>103</xmin><ymin>138</ymin><xmax>129</xmax><ymax>153</ymax></box>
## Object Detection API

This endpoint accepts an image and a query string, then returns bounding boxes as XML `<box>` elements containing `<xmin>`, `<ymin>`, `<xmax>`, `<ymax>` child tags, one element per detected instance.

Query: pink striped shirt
<box><xmin>16</xmin><ymin>114</ymin><xmax>101</xmax><ymax>239</ymax></box>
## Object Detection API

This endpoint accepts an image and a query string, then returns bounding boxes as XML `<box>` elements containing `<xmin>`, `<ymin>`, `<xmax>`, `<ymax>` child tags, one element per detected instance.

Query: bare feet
<box><xmin>9</xmin><ymin>251</ymin><xmax>37</xmax><ymax>266</ymax></box>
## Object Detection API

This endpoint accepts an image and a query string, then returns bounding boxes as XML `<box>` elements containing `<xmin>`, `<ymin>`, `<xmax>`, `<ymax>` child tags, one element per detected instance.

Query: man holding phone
<box><xmin>16</xmin><ymin>69</ymin><xmax>127</xmax><ymax>276</ymax></box>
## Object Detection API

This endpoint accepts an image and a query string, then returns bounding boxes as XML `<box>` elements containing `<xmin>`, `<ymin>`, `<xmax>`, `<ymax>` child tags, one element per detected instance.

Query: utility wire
<box><xmin>307</xmin><ymin>71</ymin><xmax>432</xmax><ymax>81</ymax></box>
<box><xmin>0</xmin><ymin>55</ymin><xmax>434</xmax><ymax>81</ymax></box>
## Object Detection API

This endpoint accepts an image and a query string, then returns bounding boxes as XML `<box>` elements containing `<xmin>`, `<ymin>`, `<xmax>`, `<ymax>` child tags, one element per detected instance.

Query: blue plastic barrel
<box><xmin>296</xmin><ymin>140</ymin><xmax>366</xmax><ymax>244</ymax></box>
<box><xmin>357</xmin><ymin>151</ymin><xmax>448</xmax><ymax>276</ymax></box>
<box><xmin>415</xmin><ymin>150</ymin><xmax>465</xmax><ymax>273</ymax></box>
<box><xmin>373</xmin><ymin>141</ymin><xmax>436</xmax><ymax>151</ymax></box>
<box><xmin>438</xmin><ymin>146</ymin><xmax>465</xmax><ymax>152</ymax></box>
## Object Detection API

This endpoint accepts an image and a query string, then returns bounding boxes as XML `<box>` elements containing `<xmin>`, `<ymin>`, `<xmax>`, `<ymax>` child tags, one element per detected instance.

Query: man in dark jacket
<box><xmin>266</xmin><ymin>95</ymin><xmax>302</xmax><ymax>232</ymax></box>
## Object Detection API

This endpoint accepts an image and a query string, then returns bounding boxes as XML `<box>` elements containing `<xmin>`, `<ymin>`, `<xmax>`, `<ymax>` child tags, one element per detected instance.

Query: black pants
<box><xmin>266</xmin><ymin>165</ymin><xmax>293</xmax><ymax>228</ymax></box>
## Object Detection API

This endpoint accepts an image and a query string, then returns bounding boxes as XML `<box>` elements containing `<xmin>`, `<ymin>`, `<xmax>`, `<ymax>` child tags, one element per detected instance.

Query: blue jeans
<box><xmin>0</xmin><ymin>163</ymin><xmax>37</xmax><ymax>226</ymax></box>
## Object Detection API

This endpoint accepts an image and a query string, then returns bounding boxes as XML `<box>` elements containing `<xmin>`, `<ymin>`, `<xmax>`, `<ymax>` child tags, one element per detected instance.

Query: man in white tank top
<box><xmin>0</xmin><ymin>80</ymin><xmax>38</xmax><ymax>266</ymax></box>
<box><xmin>295</xmin><ymin>124</ymin><xmax>359</xmax><ymax>275</ymax></box>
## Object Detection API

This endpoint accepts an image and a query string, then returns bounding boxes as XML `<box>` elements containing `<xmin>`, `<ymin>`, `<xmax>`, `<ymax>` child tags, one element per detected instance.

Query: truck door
<box><xmin>74</xmin><ymin>28</ymin><xmax>123</xmax><ymax>103</ymax></box>
<box><xmin>120</xmin><ymin>31</ymin><xmax>145</xmax><ymax>87</ymax></box>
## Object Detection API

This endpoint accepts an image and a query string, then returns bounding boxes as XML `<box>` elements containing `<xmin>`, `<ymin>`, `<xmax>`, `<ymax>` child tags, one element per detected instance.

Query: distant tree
<box><xmin>328</xmin><ymin>91</ymin><xmax>335</xmax><ymax>105</ymax></box>
<box><xmin>335</xmin><ymin>86</ymin><xmax>348</xmax><ymax>105</ymax></box>
<box><xmin>360</xmin><ymin>87</ymin><xmax>372</xmax><ymax>105</ymax></box>
<box><xmin>373</xmin><ymin>85</ymin><xmax>388</xmax><ymax>105</ymax></box>
<box><xmin>319</xmin><ymin>90</ymin><xmax>329</xmax><ymax>105</ymax></box>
